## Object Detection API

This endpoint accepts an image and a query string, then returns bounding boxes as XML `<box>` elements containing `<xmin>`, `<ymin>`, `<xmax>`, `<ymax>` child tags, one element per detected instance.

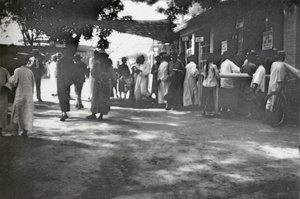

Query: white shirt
<box><xmin>267</xmin><ymin>61</ymin><xmax>287</xmax><ymax>94</ymax></box>
<box><xmin>250</xmin><ymin>65</ymin><xmax>266</xmax><ymax>92</ymax></box>
<box><xmin>220</xmin><ymin>59</ymin><xmax>240</xmax><ymax>88</ymax></box>
<box><xmin>203</xmin><ymin>63</ymin><xmax>219</xmax><ymax>87</ymax></box>
<box><xmin>158</xmin><ymin>61</ymin><xmax>169</xmax><ymax>82</ymax></box>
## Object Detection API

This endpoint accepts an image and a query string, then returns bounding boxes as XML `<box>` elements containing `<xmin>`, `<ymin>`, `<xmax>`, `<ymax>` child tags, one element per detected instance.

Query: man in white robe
<box><xmin>134</xmin><ymin>55</ymin><xmax>153</xmax><ymax>102</ymax></box>
<box><xmin>265</xmin><ymin>51</ymin><xmax>287</xmax><ymax>111</ymax></box>
<box><xmin>9</xmin><ymin>53</ymin><xmax>34</xmax><ymax>138</ymax></box>
<box><xmin>157</xmin><ymin>54</ymin><xmax>170</xmax><ymax>104</ymax></box>
<box><xmin>0</xmin><ymin>66</ymin><xmax>11</xmax><ymax>136</ymax></box>
<box><xmin>183</xmin><ymin>55</ymin><xmax>199</xmax><ymax>107</ymax></box>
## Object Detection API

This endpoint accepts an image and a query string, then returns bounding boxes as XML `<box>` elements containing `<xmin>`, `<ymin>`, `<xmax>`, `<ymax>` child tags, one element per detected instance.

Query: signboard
<box><xmin>182</xmin><ymin>36</ymin><xmax>189</xmax><ymax>42</ymax></box>
<box><xmin>221</xmin><ymin>40</ymin><xmax>227</xmax><ymax>55</ymax></box>
<box><xmin>262</xmin><ymin>30</ymin><xmax>273</xmax><ymax>50</ymax></box>
<box><xmin>195</xmin><ymin>36</ymin><xmax>204</xmax><ymax>43</ymax></box>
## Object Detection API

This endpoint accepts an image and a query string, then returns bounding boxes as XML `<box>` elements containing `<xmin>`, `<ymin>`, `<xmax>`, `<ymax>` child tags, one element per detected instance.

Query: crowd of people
<box><xmin>0</xmin><ymin>46</ymin><xmax>299</xmax><ymax>138</ymax></box>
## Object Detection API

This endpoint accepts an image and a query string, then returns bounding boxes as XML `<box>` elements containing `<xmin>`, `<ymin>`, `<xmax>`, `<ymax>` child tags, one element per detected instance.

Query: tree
<box><xmin>0</xmin><ymin>0</ymin><xmax>126</xmax><ymax>49</ymax></box>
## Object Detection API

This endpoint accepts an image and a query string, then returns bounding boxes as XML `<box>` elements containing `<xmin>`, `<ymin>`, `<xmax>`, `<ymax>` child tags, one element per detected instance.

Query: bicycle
<box><xmin>264</xmin><ymin>78</ymin><xmax>298</xmax><ymax>127</ymax></box>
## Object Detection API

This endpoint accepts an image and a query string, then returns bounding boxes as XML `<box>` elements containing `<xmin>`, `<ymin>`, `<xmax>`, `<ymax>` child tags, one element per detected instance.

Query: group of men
<box><xmin>219</xmin><ymin>49</ymin><xmax>299</xmax><ymax>117</ymax></box>
<box><xmin>0</xmin><ymin>47</ymin><xmax>92</xmax><ymax>137</ymax></box>
<box><xmin>0</xmin><ymin>47</ymin><xmax>298</xmax><ymax>138</ymax></box>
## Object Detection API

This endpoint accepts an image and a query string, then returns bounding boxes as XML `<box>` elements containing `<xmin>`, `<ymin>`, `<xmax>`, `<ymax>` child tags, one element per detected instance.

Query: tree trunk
<box><xmin>65</xmin><ymin>33</ymin><xmax>81</xmax><ymax>55</ymax></box>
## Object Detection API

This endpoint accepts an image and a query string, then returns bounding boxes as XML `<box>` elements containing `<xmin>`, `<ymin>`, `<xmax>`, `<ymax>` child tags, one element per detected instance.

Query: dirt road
<box><xmin>0</xmin><ymin>79</ymin><xmax>299</xmax><ymax>199</ymax></box>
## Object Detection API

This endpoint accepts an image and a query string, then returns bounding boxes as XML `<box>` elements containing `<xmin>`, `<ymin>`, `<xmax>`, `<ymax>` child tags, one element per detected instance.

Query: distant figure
<box><xmin>134</xmin><ymin>55</ymin><xmax>154</xmax><ymax>103</ymax></box>
<box><xmin>183</xmin><ymin>55</ymin><xmax>199</xmax><ymax>107</ymax></box>
<box><xmin>48</xmin><ymin>54</ymin><xmax>58</xmax><ymax>96</ymax></box>
<box><xmin>88</xmin><ymin>51</ymin><xmax>99</xmax><ymax>100</ymax></box>
<box><xmin>86</xmin><ymin>50</ymin><xmax>116</xmax><ymax>120</ymax></box>
<box><xmin>157</xmin><ymin>54</ymin><xmax>170</xmax><ymax>104</ymax></box>
<box><xmin>0</xmin><ymin>65</ymin><xmax>11</xmax><ymax>137</ymax></box>
<box><xmin>165</xmin><ymin>53</ymin><xmax>185</xmax><ymax>110</ymax></box>
<box><xmin>118</xmin><ymin>57</ymin><xmax>131</xmax><ymax>99</ymax></box>
<box><xmin>219</xmin><ymin>52</ymin><xmax>240</xmax><ymax>114</ymax></box>
<box><xmin>57</xmin><ymin>48</ymin><xmax>76</xmax><ymax>121</ymax></box>
<box><xmin>109</xmin><ymin>58</ymin><xmax>118</xmax><ymax>98</ymax></box>
<box><xmin>201</xmin><ymin>54</ymin><xmax>220</xmax><ymax>117</ymax></box>
<box><xmin>151</xmin><ymin>55</ymin><xmax>161</xmax><ymax>103</ymax></box>
<box><xmin>73</xmin><ymin>54</ymin><xmax>89</xmax><ymax>109</ymax></box>
<box><xmin>28</xmin><ymin>49</ymin><xmax>45</xmax><ymax>102</ymax></box>
<box><xmin>9</xmin><ymin>53</ymin><xmax>34</xmax><ymax>138</ymax></box>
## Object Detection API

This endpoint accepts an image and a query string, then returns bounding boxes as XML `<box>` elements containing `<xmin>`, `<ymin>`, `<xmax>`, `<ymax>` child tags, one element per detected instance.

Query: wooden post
<box><xmin>215</xmin><ymin>83</ymin><xmax>219</xmax><ymax>114</ymax></box>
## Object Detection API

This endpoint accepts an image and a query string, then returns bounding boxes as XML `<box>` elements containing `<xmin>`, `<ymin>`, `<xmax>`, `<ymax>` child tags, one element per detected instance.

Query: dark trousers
<box><xmin>202</xmin><ymin>87</ymin><xmax>215</xmax><ymax>112</ymax></box>
<box><xmin>58</xmin><ymin>83</ymin><xmax>71</xmax><ymax>112</ymax></box>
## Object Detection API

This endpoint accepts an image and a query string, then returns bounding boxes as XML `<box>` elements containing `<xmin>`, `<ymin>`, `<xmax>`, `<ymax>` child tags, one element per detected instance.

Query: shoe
<box><xmin>165</xmin><ymin>106</ymin><xmax>171</xmax><ymax>110</ymax></box>
<box><xmin>21</xmin><ymin>131</ymin><xmax>28</xmax><ymax>138</ymax></box>
<box><xmin>76</xmin><ymin>104</ymin><xmax>84</xmax><ymax>109</ymax></box>
<box><xmin>60</xmin><ymin>115</ymin><xmax>67</xmax><ymax>121</ymax></box>
<box><xmin>86</xmin><ymin>114</ymin><xmax>96</xmax><ymax>120</ymax></box>
<box><xmin>98</xmin><ymin>116</ymin><xmax>103</xmax><ymax>121</ymax></box>
<box><xmin>38</xmin><ymin>98</ymin><xmax>43</xmax><ymax>102</ymax></box>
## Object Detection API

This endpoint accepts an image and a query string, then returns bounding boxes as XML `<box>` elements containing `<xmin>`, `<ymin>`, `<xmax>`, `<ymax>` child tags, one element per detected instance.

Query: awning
<box><xmin>83</xmin><ymin>19</ymin><xmax>178</xmax><ymax>43</ymax></box>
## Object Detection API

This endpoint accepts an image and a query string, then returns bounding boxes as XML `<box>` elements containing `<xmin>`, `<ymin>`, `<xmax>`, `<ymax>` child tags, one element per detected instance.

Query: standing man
<box><xmin>86</xmin><ymin>50</ymin><xmax>116</xmax><ymax>120</ymax></box>
<box><xmin>134</xmin><ymin>55</ymin><xmax>154</xmax><ymax>103</ymax></box>
<box><xmin>9</xmin><ymin>53</ymin><xmax>35</xmax><ymax>138</ymax></box>
<box><xmin>165</xmin><ymin>53</ymin><xmax>185</xmax><ymax>110</ymax></box>
<box><xmin>57</xmin><ymin>48</ymin><xmax>76</xmax><ymax>121</ymax></box>
<box><xmin>157</xmin><ymin>54</ymin><xmax>170</xmax><ymax>105</ymax></box>
<box><xmin>73</xmin><ymin>54</ymin><xmax>89</xmax><ymax>109</ymax></box>
<box><xmin>219</xmin><ymin>52</ymin><xmax>241</xmax><ymax>114</ymax></box>
<box><xmin>0</xmin><ymin>65</ymin><xmax>11</xmax><ymax>137</ymax></box>
<box><xmin>150</xmin><ymin>55</ymin><xmax>161</xmax><ymax>103</ymax></box>
<box><xmin>118</xmin><ymin>57</ymin><xmax>131</xmax><ymax>99</ymax></box>
<box><xmin>265</xmin><ymin>51</ymin><xmax>289</xmax><ymax>111</ymax></box>
<box><xmin>183</xmin><ymin>55</ymin><xmax>199</xmax><ymax>107</ymax></box>
<box><xmin>28</xmin><ymin>49</ymin><xmax>45</xmax><ymax>102</ymax></box>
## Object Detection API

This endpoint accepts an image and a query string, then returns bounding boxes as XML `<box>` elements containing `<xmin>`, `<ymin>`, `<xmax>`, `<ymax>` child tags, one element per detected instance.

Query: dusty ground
<box><xmin>0</xmin><ymin>78</ymin><xmax>299</xmax><ymax>199</ymax></box>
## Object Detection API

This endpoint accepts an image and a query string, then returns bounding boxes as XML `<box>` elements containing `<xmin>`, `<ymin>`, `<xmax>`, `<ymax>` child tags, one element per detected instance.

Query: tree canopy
<box><xmin>0</xmin><ymin>0</ymin><xmax>127</xmax><ymax>49</ymax></box>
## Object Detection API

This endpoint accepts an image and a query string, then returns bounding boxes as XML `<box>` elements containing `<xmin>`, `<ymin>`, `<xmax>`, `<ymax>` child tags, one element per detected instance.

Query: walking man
<box><xmin>9</xmin><ymin>53</ymin><xmax>35</xmax><ymax>138</ymax></box>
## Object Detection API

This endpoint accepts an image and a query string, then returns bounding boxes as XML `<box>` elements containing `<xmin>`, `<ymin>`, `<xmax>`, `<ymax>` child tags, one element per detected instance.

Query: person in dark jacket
<box><xmin>151</xmin><ymin>55</ymin><xmax>161</xmax><ymax>103</ymax></box>
<box><xmin>118</xmin><ymin>57</ymin><xmax>131</xmax><ymax>99</ymax></box>
<box><xmin>28</xmin><ymin>49</ymin><xmax>45</xmax><ymax>102</ymax></box>
<box><xmin>57</xmin><ymin>49</ymin><xmax>76</xmax><ymax>121</ymax></box>
<box><xmin>86</xmin><ymin>50</ymin><xmax>116</xmax><ymax>120</ymax></box>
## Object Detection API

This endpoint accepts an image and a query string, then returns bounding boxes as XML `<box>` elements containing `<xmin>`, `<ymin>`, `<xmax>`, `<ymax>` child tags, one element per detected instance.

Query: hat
<box><xmin>13</xmin><ymin>52</ymin><xmax>30</xmax><ymax>62</ymax></box>
<box><xmin>98</xmin><ymin>49</ymin><xmax>107</xmax><ymax>54</ymax></box>
<box><xmin>206</xmin><ymin>53</ymin><xmax>220</xmax><ymax>63</ymax></box>
<box><xmin>31</xmin><ymin>48</ymin><xmax>40</xmax><ymax>55</ymax></box>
